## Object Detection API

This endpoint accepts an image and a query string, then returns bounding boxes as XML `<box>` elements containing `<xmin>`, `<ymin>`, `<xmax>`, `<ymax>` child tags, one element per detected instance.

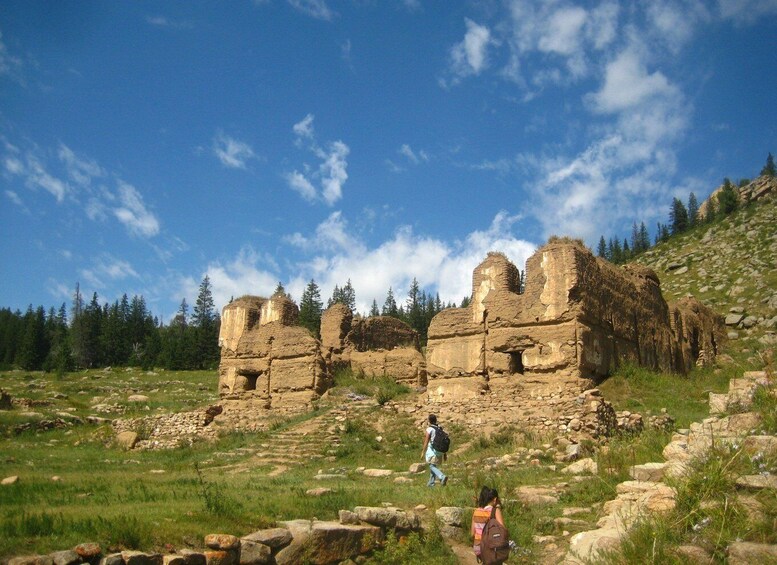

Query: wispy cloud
<box><xmin>2</xmin><ymin>138</ymin><xmax>163</xmax><ymax>239</ymax></box>
<box><xmin>287</xmin><ymin>0</ymin><xmax>334</xmax><ymax>21</ymax></box>
<box><xmin>81</xmin><ymin>254</ymin><xmax>140</xmax><ymax>289</ymax></box>
<box><xmin>4</xmin><ymin>189</ymin><xmax>24</xmax><ymax>208</ymax></box>
<box><xmin>146</xmin><ymin>15</ymin><xmax>194</xmax><ymax>29</ymax></box>
<box><xmin>445</xmin><ymin>18</ymin><xmax>492</xmax><ymax>85</ymax></box>
<box><xmin>293</xmin><ymin>113</ymin><xmax>315</xmax><ymax>140</ymax></box>
<box><xmin>8</xmin><ymin>154</ymin><xmax>70</xmax><ymax>203</ymax></box>
<box><xmin>718</xmin><ymin>0</ymin><xmax>777</xmax><ymax>24</ymax></box>
<box><xmin>286</xmin><ymin>115</ymin><xmax>350</xmax><ymax>205</ymax></box>
<box><xmin>113</xmin><ymin>181</ymin><xmax>161</xmax><ymax>238</ymax></box>
<box><xmin>213</xmin><ymin>133</ymin><xmax>256</xmax><ymax>169</ymax></box>
<box><xmin>58</xmin><ymin>144</ymin><xmax>103</xmax><ymax>186</ymax></box>
<box><xmin>399</xmin><ymin>144</ymin><xmax>429</xmax><ymax>165</ymax></box>
<box><xmin>0</xmin><ymin>29</ymin><xmax>24</xmax><ymax>83</ymax></box>
<box><xmin>587</xmin><ymin>48</ymin><xmax>678</xmax><ymax>114</ymax></box>
<box><xmin>285</xmin><ymin>170</ymin><xmax>318</xmax><ymax>202</ymax></box>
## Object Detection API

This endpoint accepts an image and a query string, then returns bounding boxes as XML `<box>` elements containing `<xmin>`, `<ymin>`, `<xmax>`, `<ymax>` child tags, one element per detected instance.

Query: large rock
<box><xmin>121</xmin><ymin>552</ymin><xmax>162</xmax><ymax>565</ymax></box>
<box><xmin>237</xmin><ymin>541</ymin><xmax>271</xmax><ymax>565</ymax></box>
<box><xmin>727</xmin><ymin>541</ymin><xmax>777</xmax><ymax>564</ymax></box>
<box><xmin>435</xmin><ymin>506</ymin><xmax>465</xmax><ymax>527</ymax></box>
<box><xmin>241</xmin><ymin>528</ymin><xmax>293</xmax><ymax>550</ymax></box>
<box><xmin>115</xmin><ymin>431</ymin><xmax>138</xmax><ymax>450</ymax></box>
<box><xmin>275</xmin><ymin>520</ymin><xmax>382</xmax><ymax>565</ymax></box>
<box><xmin>353</xmin><ymin>506</ymin><xmax>421</xmax><ymax>531</ymax></box>
<box><xmin>9</xmin><ymin>557</ymin><xmax>55</xmax><ymax>565</ymax></box>
<box><xmin>50</xmin><ymin>551</ymin><xmax>80</xmax><ymax>565</ymax></box>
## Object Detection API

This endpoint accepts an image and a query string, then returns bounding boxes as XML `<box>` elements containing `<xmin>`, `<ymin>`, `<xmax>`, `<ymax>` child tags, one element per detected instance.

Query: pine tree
<box><xmin>760</xmin><ymin>152</ymin><xmax>776</xmax><ymax>177</ymax></box>
<box><xmin>382</xmin><ymin>287</ymin><xmax>399</xmax><ymax>317</ymax></box>
<box><xmin>327</xmin><ymin>285</ymin><xmax>342</xmax><ymax>308</ymax></box>
<box><xmin>630</xmin><ymin>223</ymin><xmax>639</xmax><ymax>254</ymax></box>
<box><xmin>406</xmin><ymin>278</ymin><xmax>425</xmax><ymax>342</ymax></box>
<box><xmin>341</xmin><ymin>279</ymin><xmax>356</xmax><ymax>312</ymax></box>
<box><xmin>192</xmin><ymin>276</ymin><xmax>220</xmax><ymax>369</ymax></box>
<box><xmin>704</xmin><ymin>197</ymin><xmax>716</xmax><ymax>223</ymax></box>
<box><xmin>369</xmin><ymin>299</ymin><xmax>380</xmax><ymax>317</ymax></box>
<box><xmin>638</xmin><ymin>222</ymin><xmax>650</xmax><ymax>253</ymax></box>
<box><xmin>597</xmin><ymin>236</ymin><xmax>607</xmax><ymax>258</ymax></box>
<box><xmin>669</xmin><ymin>197</ymin><xmax>689</xmax><ymax>234</ymax></box>
<box><xmin>717</xmin><ymin>178</ymin><xmax>738</xmax><ymax>215</ymax></box>
<box><xmin>460</xmin><ymin>296</ymin><xmax>471</xmax><ymax>308</ymax></box>
<box><xmin>687</xmin><ymin>193</ymin><xmax>699</xmax><ymax>228</ymax></box>
<box><xmin>17</xmin><ymin>306</ymin><xmax>48</xmax><ymax>370</ymax></box>
<box><xmin>299</xmin><ymin>279</ymin><xmax>323</xmax><ymax>337</ymax></box>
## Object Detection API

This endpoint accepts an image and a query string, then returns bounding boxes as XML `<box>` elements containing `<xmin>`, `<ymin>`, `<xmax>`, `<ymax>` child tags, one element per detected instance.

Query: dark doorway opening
<box><xmin>509</xmin><ymin>351</ymin><xmax>525</xmax><ymax>374</ymax></box>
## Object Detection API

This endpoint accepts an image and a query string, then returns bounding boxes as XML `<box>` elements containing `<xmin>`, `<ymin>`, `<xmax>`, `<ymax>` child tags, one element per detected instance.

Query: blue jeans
<box><xmin>426</xmin><ymin>449</ymin><xmax>446</xmax><ymax>486</ymax></box>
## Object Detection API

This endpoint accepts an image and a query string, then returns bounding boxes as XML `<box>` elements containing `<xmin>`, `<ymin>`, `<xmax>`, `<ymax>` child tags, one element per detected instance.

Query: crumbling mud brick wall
<box><xmin>427</xmin><ymin>242</ymin><xmax>724</xmax><ymax>385</ymax></box>
<box><xmin>218</xmin><ymin>294</ymin><xmax>329</xmax><ymax>410</ymax></box>
<box><xmin>321</xmin><ymin>305</ymin><xmax>427</xmax><ymax>386</ymax></box>
<box><xmin>218</xmin><ymin>298</ymin><xmax>427</xmax><ymax>409</ymax></box>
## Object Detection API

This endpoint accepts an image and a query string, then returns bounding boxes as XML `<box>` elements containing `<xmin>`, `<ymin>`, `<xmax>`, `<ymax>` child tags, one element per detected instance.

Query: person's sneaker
<box><xmin>441</xmin><ymin>476</ymin><xmax>448</xmax><ymax>486</ymax></box>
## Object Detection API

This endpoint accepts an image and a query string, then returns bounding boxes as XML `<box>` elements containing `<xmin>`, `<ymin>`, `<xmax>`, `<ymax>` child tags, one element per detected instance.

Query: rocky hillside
<box><xmin>632</xmin><ymin>181</ymin><xmax>776</xmax><ymax>360</ymax></box>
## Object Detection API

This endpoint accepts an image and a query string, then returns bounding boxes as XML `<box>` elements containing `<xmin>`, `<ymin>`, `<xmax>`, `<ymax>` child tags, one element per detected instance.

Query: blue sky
<box><xmin>1</xmin><ymin>1</ymin><xmax>775</xmax><ymax>321</ymax></box>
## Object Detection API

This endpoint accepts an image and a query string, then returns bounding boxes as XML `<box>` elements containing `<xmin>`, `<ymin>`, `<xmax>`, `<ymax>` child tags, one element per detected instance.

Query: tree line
<box><xmin>0</xmin><ymin>277</ymin><xmax>220</xmax><ymax>373</ymax></box>
<box><xmin>597</xmin><ymin>153</ymin><xmax>775</xmax><ymax>265</ymax></box>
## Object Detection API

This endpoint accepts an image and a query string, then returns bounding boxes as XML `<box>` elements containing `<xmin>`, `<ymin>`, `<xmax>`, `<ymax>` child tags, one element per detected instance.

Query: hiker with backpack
<box><xmin>421</xmin><ymin>414</ymin><xmax>449</xmax><ymax>487</ymax></box>
<box><xmin>471</xmin><ymin>486</ymin><xmax>510</xmax><ymax>564</ymax></box>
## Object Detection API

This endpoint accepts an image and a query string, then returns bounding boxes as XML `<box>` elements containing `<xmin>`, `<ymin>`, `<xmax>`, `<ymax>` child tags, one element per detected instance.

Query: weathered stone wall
<box><xmin>427</xmin><ymin>242</ymin><xmax>723</xmax><ymax>392</ymax></box>
<box><xmin>218</xmin><ymin>294</ymin><xmax>328</xmax><ymax>411</ymax></box>
<box><xmin>218</xmin><ymin>298</ymin><xmax>427</xmax><ymax>406</ymax></box>
<box><xmin>321</xmin><ymin>307</ymin><xmax>427</xmax><ymax>386</ymax></box>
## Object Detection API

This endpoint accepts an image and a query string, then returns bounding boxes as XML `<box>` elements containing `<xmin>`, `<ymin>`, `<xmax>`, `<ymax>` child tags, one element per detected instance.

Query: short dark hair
<box><xmin>428</xmin><ymin>414</ymin><xmax>437</xmax><ymax>425</ymax></box>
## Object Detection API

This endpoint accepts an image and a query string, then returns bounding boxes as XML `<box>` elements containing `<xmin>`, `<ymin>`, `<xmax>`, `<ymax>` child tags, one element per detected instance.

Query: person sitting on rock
<box><xmin>471</xmin><ymin>486</ymin><xmax>505</xmax><ymax>562</ymax></box>
<box><xmin>421</xmin><ymin>414</ymin><xmax>447</xmax><ymax>487</ymax></box>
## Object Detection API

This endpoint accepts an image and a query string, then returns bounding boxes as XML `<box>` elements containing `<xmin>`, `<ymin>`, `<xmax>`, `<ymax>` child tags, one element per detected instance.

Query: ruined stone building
<box><xmin>217</xmin><ymin>241</ymin><xmax>724</xmax><ymax>437</ymax></box>
<box><xmin>426</xmin><ymin>240</ymin><xmax>724</xmax><ymax>385</ymax></box>
<box><xmin>217</xmin><ymin>294</ymin><xmax>425</xmax><ymax>412</ymax></box>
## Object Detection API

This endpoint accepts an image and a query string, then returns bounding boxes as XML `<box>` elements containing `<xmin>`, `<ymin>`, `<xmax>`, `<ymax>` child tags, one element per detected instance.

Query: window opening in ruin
<box><xmin>243</xmin><ymin>373</ymin><xmax>258</xmax><ymax>391</ymax></box>
<box><xmin>690</xmin><ymin>329</ymin><xmax>700</xmax><ymax>362</ymax></box>
<box><xmin>509</xmin><ymin>351</ymin><xmax>525</xmax><ymax>374</ymax></box>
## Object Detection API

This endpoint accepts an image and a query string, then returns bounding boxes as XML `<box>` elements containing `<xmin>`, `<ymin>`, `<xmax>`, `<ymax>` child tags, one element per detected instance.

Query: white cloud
<box><xmin>318</xmin><ymin>141</ymin><xmax>349</xmax><ymax>205</ymax></box>
<box><xmin>213</xmin><ymin>133</ymin><xmax>256</xmax><ymax>169</ymax></box>
<box><xmin>4</xmin><ymin>156</ymin><xmax>24</xmax><ymax>175</ymax></box>
<box><xmin>586</xmin><ymin>1</ymin><xmax>620</xmax><ymax>50</ymax></box>
<box><xmin>588</xmin><ymin>49</ymin><xmax>678</xmax><ymax>114</ymax></box>
<box><xmin>146</xmin><ymin>16</ymin><xmax>193</xmax><ymax>29</ymax></box>
<box><xmin>5</xmin><ymin>189</ymin><xmax>23</xmax><ymax>207</ymax></box>
<box><xmin>0</xmin><ymin>30</ymin><xmax>23</xmax><ymax>82</ymax></box>
<box><xmin>293</xmin><ymin>114</ymin><xmax>316</xmax><ymax>140</ymax></box>
<box><xmin>287</xmin><ymin>118</ymin><xmax>350</xmax><ymax>205</ymax></box>
<box><xmin>284</xmin><ymin>211</ymin><xmax>535</xmax><ymax>313</ymax></box>
<box><xmin>187</xmin><ymin>246</ymin><xmax>282</xmax><ymax>311</ymax></box>
<box><xmin>449</xmin><ymin>18</ymin><xmax>492</xmax><ymax>80</ymax></box>
<box><xmin>113</xmin><ymin>181</ymin><xmax>161</xmax><ymax>237</ymax></box>
<box><xmin>58</xmin><ymin>144</ymin><xmax>103</xmax><ymax>186</ymax></box>
<box><xmin>399</xmin><ymin>144</ymin><xmax>429</xmax><ymax>164</ymax></box>
<box><xmin>287</xmin><ymin>0</ymin><xmax>334</xmax><ymax>21</ymax></box>
<box><xmin>285</xmin><ymin>170</ymin><xmax>317</xmax><ymax>202</ymax></box>
<box><xmin>25</xmin><ymin>155</ymin><xmax>69</xmax><ymax>202</ymax></box>
<box><xmin>81</xmin><ymin>254</ymin><xmax>139</xmax><ymax>289</ymax></box>
<box><xmin>538</xmin><ymin>7</ymin><xmax>587</xmax><ymax>56</ymax></box>
<box><xmin>718</xmin><ymin>0</ymin><xmax>777</xmax><ymax>23</ymax></box>
<box><xmin>403</xmin><ymin>0</ymin><xmax>421</xmax><ymax>11</ymax></box>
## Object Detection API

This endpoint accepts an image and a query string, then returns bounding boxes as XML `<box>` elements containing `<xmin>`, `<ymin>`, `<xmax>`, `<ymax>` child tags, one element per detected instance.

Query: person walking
<box><xmin>471</xmin><ymin>486</ymin><xmax>506</xmax><ymax>563</ymax></box>
<box><xmin>421</xmin><ymin>414</ymin><xmax>448</xmax><ymax>487</ymax></box>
